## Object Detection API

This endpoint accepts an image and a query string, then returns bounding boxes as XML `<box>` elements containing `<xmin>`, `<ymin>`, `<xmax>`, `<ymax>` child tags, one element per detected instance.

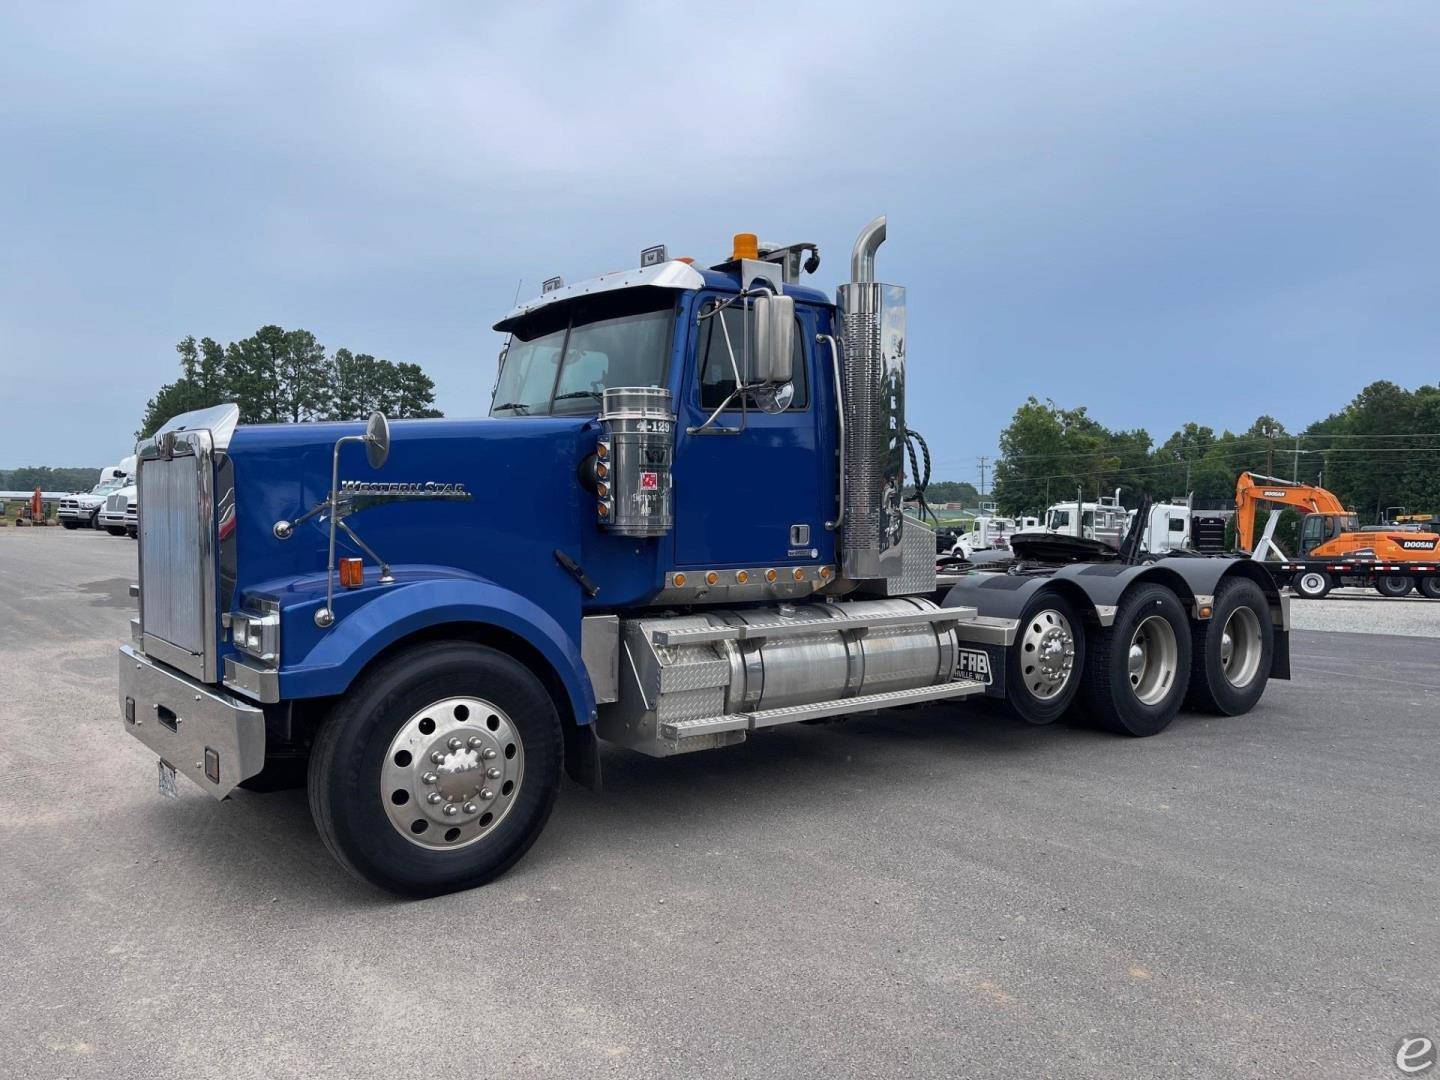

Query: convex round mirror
<box><xmin>753</xmin><ymin>382</ymin><xmax>795</xmax><ymax>414</ymax></box>
<box><xmin>364</xmin><ymin>411</ymin><xmax>391</xmax><ymax>469</ymax></box>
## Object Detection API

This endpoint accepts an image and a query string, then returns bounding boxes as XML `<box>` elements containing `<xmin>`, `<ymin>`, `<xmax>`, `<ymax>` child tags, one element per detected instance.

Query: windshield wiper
<box><xmin>493</xmin><ymin>402</ymin><xmax>531</xmax><ymax>414</ymax></box>
<box><xmin>552</xmin><ymin>390</ymin><xmax>601</xmax><ymax>402</ymax></box>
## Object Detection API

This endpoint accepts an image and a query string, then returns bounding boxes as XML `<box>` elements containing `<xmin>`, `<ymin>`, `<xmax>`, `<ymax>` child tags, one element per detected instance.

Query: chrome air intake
<box><xmin>596</xmin><ymin>386</ymin><xmax>674</xmax><ymax>537</ymax></box>
<box><xmin>836</xmin><ymin>215</ymin><xmax>907</xmax><ymax>582</ymax></box>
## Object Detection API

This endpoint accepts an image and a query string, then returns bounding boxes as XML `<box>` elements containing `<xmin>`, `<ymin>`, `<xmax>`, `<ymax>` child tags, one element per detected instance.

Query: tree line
<box><xmin>0</xmin><ymin>466</ymin><xmax>101</xmax><ymax>492</ymax></box>
<box><xmin>990</xmin><ymin>380</ymin><xmax>1440</xmax><ymax>523</ymax></box>
<box><xmin>138</xmin><ymin>326</ymin><xmax>443</xmax><ymax>438</ymax></box>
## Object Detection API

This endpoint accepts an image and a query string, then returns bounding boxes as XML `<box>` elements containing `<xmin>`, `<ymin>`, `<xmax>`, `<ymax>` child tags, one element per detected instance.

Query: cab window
<box><xmin>492</xmin><ymin>290</ymin><xmax>675</xmax><ymax>417</ymax></box>
<box><xmin>698</xmin><ymin>303</ymin><xmax>809</xmax><ymax>410</ymax></box>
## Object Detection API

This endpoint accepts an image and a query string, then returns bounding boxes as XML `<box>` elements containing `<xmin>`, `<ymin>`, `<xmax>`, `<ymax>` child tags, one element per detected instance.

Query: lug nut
<box><xmin>443</xmin><ymin>803</ymin><xmax>459</xmax><ymax>817</ymax></box>
<box><xmin>447</xmin><ymin>737</ymin><xmax>463</xmax><ymax>751</ymax></box>
<box><xmin>480</xmin><ymin>788</ymin><xmax>495</xmax><ymax>801</ymax></box>
<box><xmin>463</xmin><ymin>802</ymin><xmax>478</xmax><ymax>815</ymax></box>
<box><xmin>487</xmin><ymin>767</ymin><xmax>501</xmax><ymax>779</ymax></box>
<box><xmin>482</xmin><ymin>748</ymin><xmax>497</xmax><ymax>760</ymax></box>
<box><xmin>422</xmin><ymin>772</ymin><xmax>438</xmax><ymax>785</ymax></box>
<box><xmin>427</xmin><ymin>792</ymin><xmax>442</xmax><ymax>805</ymax></box>
<box><xmin>430</xmin><ymin>750</ymin><xmax>445</xmax><ymax>764</ymax></box>
<box><xmin>467</xmin><ymin>736</ymin><xmax>483</xmax><ymax>749</ymax></box>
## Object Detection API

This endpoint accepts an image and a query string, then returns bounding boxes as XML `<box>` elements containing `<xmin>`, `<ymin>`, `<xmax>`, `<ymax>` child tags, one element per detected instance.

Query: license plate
<box><xmin>157</xmin><ymin>759</ymin><xmax>179</xmax><ymax>799</ymax></box>
<box><xmin>957</xmin><ymin>648</ymin><xmax>993</xmax><ymax>685</ymax></box>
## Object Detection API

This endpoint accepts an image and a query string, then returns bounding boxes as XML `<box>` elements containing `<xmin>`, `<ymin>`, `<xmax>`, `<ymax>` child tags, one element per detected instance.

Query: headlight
<box><xmin>231</xmin><ymin>606</ymin><xmax>281</xmax><ymax>664</ymax></box>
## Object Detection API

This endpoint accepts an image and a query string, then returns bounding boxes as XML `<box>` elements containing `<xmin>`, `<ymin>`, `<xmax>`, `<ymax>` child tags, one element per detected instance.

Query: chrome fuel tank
<box><xmin>600</xmin><ymin>597</ymin><xmax>961</xmax><ymax>756</ymax></box>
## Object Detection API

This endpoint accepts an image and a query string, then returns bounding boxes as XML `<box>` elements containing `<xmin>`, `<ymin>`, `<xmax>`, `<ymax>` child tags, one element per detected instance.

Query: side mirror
<box><xmin>751</xmin><ymin>293</ymin><xmax>794</xmax><ymax>384</ymax></box>
<box><xmin>364</xmin><ymin>411</ymin><xmax>390</xmax><ymax>469</ymax></box>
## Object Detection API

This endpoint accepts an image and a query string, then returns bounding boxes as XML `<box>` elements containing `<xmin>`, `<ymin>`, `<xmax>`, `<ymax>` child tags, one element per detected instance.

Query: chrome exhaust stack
<box><xmin>835</xmin><ymin>215</ymin><xmax>907</xmax><ymax>584</ymax></box>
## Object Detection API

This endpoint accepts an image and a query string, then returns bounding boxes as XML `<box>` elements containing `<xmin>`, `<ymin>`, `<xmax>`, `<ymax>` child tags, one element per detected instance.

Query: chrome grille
<box><xmin>140</xmin><ymin>454</ymin><xmax>208</xmax><ymax>664</ymax></box>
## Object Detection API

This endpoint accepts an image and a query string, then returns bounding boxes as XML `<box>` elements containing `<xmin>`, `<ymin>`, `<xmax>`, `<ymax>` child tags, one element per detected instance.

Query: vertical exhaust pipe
<box><xmin>850</xmin><ymin>215</ymin><xmax>887</xmax><ymax>283</ymax></box>
<box><xmin>836</xmin><ymin>215</ymin><xmax>907</xmax><ymax>583</ymax></box>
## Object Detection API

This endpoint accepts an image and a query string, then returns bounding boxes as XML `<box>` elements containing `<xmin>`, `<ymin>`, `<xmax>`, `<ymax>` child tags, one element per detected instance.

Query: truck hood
<box><xmin>224</xmin><ymin>415</ymin><xmax>594</xmax><ymax>632</ymax></box>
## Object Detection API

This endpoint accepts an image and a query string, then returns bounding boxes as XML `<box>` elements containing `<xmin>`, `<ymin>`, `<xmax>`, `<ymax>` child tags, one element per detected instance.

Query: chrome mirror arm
<box><xmin>315</xmin><ymin>433</ymin><xmax>367</xmax><ymax>628</ymax></box>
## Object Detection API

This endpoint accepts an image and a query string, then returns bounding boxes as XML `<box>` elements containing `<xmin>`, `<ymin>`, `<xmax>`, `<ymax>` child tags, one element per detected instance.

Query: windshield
<box><xmin>91</xmin><ymin>478</ymin><xmax>126</xmax><ymax>495</ymax></box>
<box><xmin>492</xmin><ymin>291</ymin><xmax>675</xmax><ymax>417</ymax></box>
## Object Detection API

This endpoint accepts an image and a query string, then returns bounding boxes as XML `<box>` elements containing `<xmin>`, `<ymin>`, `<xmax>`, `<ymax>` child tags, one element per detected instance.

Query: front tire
<box><xmin>1292</xmin><ymin>570</ymin><xmax>1331</xmax><ymax>600</ymax></box>
<box><xmin>1078</xmin><ymin>583</ymin><xmax>1192</xmax><ymax>737</ymax></box>
<box><xmin>1375</xmin><ymin>574</ymin><xmax>1414</xmax><ymax>598</ymax></box>
<box><xmin>61</xmin><ymin>521</ymin><xmax>79</xmax><ymax>530</ymax></box>
<box><xmin>105</xmin><ymin>526</ymin><xmax>127</xmax><ymax>536</ymax></box>
<box><xmin>1004</xmin><ymin>592</ymin><xmax>1084</xmax><ymax>724</ymax></box>
<box><xmin>307</xmin><ymin>641</ymin><xmax>563</xmax><ymax>897</ymax></box>
<box><xmin>1185</xmin><ymin>578</ymin><xmax>1274</xmax><ymax>715</ymax></box>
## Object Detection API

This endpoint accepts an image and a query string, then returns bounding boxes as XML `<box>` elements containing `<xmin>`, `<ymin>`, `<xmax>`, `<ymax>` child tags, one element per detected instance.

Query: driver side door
<box><xmin>670</xmin><ymin>294</ymin><xmax>834</xmax><ymax>571</ymax></box>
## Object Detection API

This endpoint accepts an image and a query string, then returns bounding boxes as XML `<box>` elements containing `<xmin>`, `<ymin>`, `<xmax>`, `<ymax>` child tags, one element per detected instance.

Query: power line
<box><xmin>993</xmin><ymin>447</ymin><xmax>1440</xmax><ymax>484</ymax></box>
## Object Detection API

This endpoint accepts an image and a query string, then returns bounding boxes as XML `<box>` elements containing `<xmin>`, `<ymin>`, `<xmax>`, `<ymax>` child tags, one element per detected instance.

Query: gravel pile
<box><xmin>1286</xmin><ymin>587</ymin><xmax>1440</xmax><ymax>638</ymax></box>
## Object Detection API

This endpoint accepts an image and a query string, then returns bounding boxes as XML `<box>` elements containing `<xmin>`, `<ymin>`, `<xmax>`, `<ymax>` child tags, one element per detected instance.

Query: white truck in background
<box><xmin>59</xmin><ymin>456</ymin><xmax>135</xmax><ymax>531</ymax></box>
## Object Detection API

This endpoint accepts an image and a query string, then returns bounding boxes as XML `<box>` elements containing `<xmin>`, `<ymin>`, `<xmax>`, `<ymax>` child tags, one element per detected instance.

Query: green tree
<box><xmin>139</xmin><ymin>326</ymin><xmax>444</xmax><ymax>435</ymax></box>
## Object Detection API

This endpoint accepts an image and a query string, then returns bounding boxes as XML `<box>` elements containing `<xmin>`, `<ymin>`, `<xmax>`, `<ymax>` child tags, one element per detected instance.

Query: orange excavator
<box><xmin>1235</xmin><ymin>472</ymin><xmax>1440</xmax><ymax>599</ymax></box>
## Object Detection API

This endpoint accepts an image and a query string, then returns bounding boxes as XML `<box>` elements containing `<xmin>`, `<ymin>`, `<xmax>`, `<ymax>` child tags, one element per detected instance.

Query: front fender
<box><xmin>278</xmin><ymin>577</ymin><xmax>595</xmax><ymax>725</ymax></box>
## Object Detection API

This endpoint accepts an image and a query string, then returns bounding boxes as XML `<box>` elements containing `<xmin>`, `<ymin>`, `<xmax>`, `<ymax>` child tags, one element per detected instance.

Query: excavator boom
<box><xmin>1234</xmin><ymin>472</ymin><xmax>1347</xmax><ymax>554</ymax></box>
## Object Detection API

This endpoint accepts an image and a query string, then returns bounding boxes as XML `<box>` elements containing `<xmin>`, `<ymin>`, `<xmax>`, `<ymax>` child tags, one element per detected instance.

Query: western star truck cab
<box><xmin>119</xmin><ymin>219</ymin><xmax>1291</xmax><ymax>896</ymax></box>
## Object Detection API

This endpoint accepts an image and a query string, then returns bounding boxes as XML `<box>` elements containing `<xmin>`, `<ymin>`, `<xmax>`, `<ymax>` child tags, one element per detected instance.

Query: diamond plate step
<box><xmin>660</xmin><ymin>679</ymin><xmax>986</xmax><ymax>740</ymax></box>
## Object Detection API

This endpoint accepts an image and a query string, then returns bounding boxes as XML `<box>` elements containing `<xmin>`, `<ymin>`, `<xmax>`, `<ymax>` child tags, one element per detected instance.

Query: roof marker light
<box><xmin>731</xmin><ymin>233</ymin><xmax>758</xmax><ymax>261</ymax></box>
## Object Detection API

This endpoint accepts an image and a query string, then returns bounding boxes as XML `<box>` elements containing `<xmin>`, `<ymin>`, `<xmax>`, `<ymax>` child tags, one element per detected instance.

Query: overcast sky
<box><xmin>2</xmin><ymin>2</ymin><xmax>1437</xmax><ymax>486</ymax></box>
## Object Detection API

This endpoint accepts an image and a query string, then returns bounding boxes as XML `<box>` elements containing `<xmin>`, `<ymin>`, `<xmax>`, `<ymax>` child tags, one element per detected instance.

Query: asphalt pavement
<box><xmin>1</xmin><ymin>528</ymin><xmax>1436</xmax><ymax>1079</ymax></box>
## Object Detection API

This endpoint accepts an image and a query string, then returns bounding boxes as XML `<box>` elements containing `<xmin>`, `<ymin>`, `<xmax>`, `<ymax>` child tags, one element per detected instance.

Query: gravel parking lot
<box><xmin>2</xmin><ymin>528</ymin><xmax>1437</xmax><ymax>1080</ymax></box>
<box><xmin>1288</xmin><ymin>587</ymin><xmax>1440</xmax><ymax>638</ymax></box>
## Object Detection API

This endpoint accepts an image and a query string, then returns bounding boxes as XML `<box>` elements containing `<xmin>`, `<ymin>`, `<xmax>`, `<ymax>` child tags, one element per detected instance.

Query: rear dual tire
<box><xmin>1078</xmin><ymin>584</ymin><xmax>1192</xmax><ymax>737</ymax></box>
<box><xmin>1375</xmin><ymin>574</ymin><xmax>1414</xmax><ymax>598</ymax></box>
<box><xmin>1185</xmin><ymin>578</ymin><xmax>1273</xmax><ymax>715</ymax></box>
<box><xmin>1003</xmin><ymin>593</ymin><xmax>1084</xmax><ymax>724</ymax></box>
<box><xmin>1419</xmin><ymin>577</ymin><xmax>1440</xmax><ymax>600</ymax></box>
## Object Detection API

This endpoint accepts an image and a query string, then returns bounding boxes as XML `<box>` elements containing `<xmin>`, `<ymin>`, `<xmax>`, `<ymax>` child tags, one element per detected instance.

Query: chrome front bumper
<box><xmin>118</xmin><ymin>644</ymin><xmax>266</xmax><ymax>799</ymax></box>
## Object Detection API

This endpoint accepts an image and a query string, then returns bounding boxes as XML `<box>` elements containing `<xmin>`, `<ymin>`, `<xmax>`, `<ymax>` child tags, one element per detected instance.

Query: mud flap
<box><xmin>563</xmin><ymin>720</ymin><xmax>603</xmax><ymax>791</ymax></box>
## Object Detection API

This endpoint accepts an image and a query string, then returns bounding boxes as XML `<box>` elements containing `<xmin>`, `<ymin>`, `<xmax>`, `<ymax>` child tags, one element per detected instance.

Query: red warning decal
<box><xmin>640</xmin><ymin>471</ymin><xmax>658</xmax><ymax>490</ymax></box>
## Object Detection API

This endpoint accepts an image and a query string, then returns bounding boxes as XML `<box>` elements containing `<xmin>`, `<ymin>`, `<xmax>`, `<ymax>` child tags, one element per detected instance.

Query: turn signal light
<box><xmin>672</xmin><ymin>573</ymin><xmax>688</xmax><ymax>587</ymax></box>
<box><xmin>735</xmin><ymin>570</ymin><xmax>750</xmax><ymax>585</ymax></box>
<box><xmin>705</xmin><ymin>571</ymin><xmax>719</xmax><ymax>586</ymax></box>
<box><xmin>339</xmin><ymin>557</ymin><xmax>364</xmax><ymax>588</ymax></box>
<box><xmin>731</xmin><ymin>232</ymin><xmax>758</xmax><ymax>261</ymax></box>
<box><xmin>765</xmin><ymin>569</ymin><xmax>777</xmax><ymax>583</ymax></box>
<box><xmin>793</xmin><ymin>568</ymin><xmax>806</xmax><ymax>581</ymax></box>
<box><xmin>819</xmin><ymin>566</ymin><xmax>833</xmax><ymax>580</ymax></box>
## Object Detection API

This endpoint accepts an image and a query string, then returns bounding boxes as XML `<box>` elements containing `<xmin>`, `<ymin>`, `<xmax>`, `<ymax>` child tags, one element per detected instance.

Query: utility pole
<box><xmin>1263</xmin><ymin>422</ymin><xmax>1276</xmax><ymax>476</ymax></box>
<box><xmin>1184</xmin><ymin>457</ymin><xmax>1191</xmax><ymax>492</ymax></box>
<box><xmin>978</xmin><ymin>456</ymin><xmax>988</xmax><ymax>501</ymax></box>
<box><xmin>1291</xmin><ymin>436</ymin><xmax>1301</xmax><ymax>482</ymax></box>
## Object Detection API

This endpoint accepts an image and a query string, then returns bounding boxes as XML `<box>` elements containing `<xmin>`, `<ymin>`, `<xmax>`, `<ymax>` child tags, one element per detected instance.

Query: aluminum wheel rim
<box><xmin>1219</xmin><ymin>606</ymin><xmax>1262</xmax><ymax>689</ymax></box>
<box><xmin>1020</xmin><ymin>608</ymin><xmax>1075</xmax><ymax>700</ymax></box>
<box><xmin>1126</xmin><ymin>614</ymin><xmax>1177</xmax><ymax>706</ymax></box>
<box><xmin>381</xmin><ymin>696</ymin><xmax>525</xmax><ymax>850</ymax></box>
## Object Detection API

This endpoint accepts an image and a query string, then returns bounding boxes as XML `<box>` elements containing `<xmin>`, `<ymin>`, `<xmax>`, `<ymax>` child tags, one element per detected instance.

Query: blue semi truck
<box><xmin>119</xmin><ymin>219</ymin><xmax>1290</xmax><ymax>895</ymax></box>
